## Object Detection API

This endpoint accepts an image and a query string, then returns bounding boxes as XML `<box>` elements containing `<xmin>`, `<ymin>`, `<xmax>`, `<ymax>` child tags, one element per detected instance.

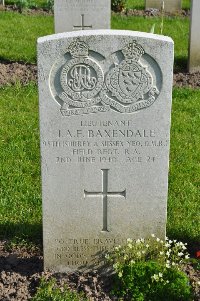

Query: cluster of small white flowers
<box><xmin>151</xmin><ymin>272</ymin><xmax>169</xmax><ymax>285</ymax></box>
<box><xmin>106</xmin><ymin>235</ymin><xmax>190</xmax><ymax>282</ymax></box>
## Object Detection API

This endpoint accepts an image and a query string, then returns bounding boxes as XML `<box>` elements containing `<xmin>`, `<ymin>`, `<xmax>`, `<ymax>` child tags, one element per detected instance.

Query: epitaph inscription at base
<box><xmin>38</xmin><ymin>30</ymin><xmax>174</xmax><ymax>272</ymax></box>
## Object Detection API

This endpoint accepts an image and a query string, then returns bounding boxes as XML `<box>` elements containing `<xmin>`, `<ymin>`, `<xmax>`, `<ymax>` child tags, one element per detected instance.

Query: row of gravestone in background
<box><xmin>0</xmin><ymin>0</ymin><xmax>198</xmax><ymax>72</ymax></box>
<box><xmin>53</xmin><ymin>0</ymin><xmax>200</xmax><ymax>73</ymax></box>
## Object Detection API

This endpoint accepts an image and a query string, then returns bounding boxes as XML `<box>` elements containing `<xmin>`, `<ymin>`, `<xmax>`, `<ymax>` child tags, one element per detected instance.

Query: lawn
<box><xmin>0</xmin><ymin>11</ymin><xmax>189</xmax><ymax>72</ymax></box>
<box><xmin>0</xmin><ymin>84</ymin><xmax>199</xmax><ymax>252</ymax></box>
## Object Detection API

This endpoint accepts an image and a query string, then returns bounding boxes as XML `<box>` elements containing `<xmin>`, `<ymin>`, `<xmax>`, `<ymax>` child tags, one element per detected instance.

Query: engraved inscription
<box><xmin>68</xmin><ymin>64</ymin><xmax>97</xmax><ymax>91</ymax></box>
<box><xmin>84</xmin><ymin>169</ymin><xmax>126</xmax><ymax>231</ymax></box>
<box><xmin>50</xmin><ymin>39</ymin><xmax>162</xmax><ymax>116</ymax></box>
<box><xmin>73</xmin><ymin>14</ymin><xmax>92</xmax><ymax>30</ymax></box>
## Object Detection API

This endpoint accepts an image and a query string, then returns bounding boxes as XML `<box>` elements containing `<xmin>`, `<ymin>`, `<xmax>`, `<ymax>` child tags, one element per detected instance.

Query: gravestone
<box><xmin>38</xmin><ymin>30</ymin><xmax>174</xmax><ymax>272</ymax></box>
<box><xmin>54</xmin><ymin>0</ymin><xmax>111</xmax><ymax>33</ymax></box>
<box><xmin>145</xmin><ymin>0</ymin><xmax>181</xmax><ymax>12</ymax></box>
<box><xmin>189</xmin><ymin>0</ymin><xmax>200</xmax><ymax>72</ymax></box>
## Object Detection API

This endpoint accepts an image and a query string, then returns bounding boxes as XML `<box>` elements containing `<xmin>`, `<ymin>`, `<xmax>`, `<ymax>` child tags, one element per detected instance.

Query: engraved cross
<box><xmin>84</xmin><ymin>169</ymin><xmax>126</xmax><ymax>232</ymax></box>
<box><xmin>73</xmin><ymin>14</ymin><xmax>92</xmax><ymax>30</ymax></box>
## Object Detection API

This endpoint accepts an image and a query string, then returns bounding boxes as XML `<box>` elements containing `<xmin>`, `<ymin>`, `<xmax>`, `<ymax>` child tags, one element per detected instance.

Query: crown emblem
<box><xmin>122</xmin><ymin>41</ymin><xmax>144</xmax><ymax>61</ymax></box>
<box><xmin>68</xmin><ymin>40</ymin><xmax>89</xmax><ymax>58</ymax></box>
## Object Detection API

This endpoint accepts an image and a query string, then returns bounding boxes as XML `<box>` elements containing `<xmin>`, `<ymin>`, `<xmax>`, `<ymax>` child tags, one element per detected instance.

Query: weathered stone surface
<box><xmin>54</xmin><ymin>0</ymin><xmax>111</xmax><ymax>33</ymax></box>
<box><xmin>145</xmin><ymin>0</ymin><xmax>181</xmax><ymax>12</ymax></box>
<box><xmin>189</xmin><ymin>0</ymin><xmax>200</xmax><ymax>72</ymax></box>
<box><xmin>38</xmin><ymin>30</ymin><xmax>174</xmax><ymax>272</ymax></box>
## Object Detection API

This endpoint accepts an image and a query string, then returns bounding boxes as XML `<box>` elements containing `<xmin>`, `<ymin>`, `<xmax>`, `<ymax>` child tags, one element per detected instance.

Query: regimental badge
<box><xmin>51</xmin><ymin>39</ymin><xmax>161</xmax><ymax>116</ymax></box>
<box><xmin>100</xmin><ymin>41</ymin><xmax>160</xmax><ymax>113</ymax></box>
<box><xmin>59</xmin><ymin>40</ymin><xmax>108</xmax><ymax>116</ymax></box>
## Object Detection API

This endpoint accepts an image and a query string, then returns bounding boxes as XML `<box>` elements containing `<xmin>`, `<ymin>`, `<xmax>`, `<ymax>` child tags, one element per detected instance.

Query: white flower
<box><xmin>178</xmin><ymin>252</ymin><xmax>184</xmax><ymax>257</ymax></box>
<box><xmin>185</xmin><ymin>254</ymin><xmax>190</xmax><ymax>259</ymax></box>
<box><xmin>151</xmin><ymin>234</ymin><xmax>155</xmax><ymax>237</ymax></box>
<box><xmin>115</xmin><ymin>245</ymin><xmax>121</xmax><ymax>251</ymax></box>
<box><xmin>140</xmin><ymin>238</ymin><xmax>145</xmax><ymax>243</ymax></box>
<box><xmin>160</xmin><ymin>240</ymin><xmax>163</xmax><ymax>243</ymax></box>
<box><xmin>128</xmin><ymin>243</ymin><xmax>132</xmax><ymax>249</ymax></box>
<box><xmin>118</xmin><ymin>272</ymin><xmax>123</xmax><ymax>278</ymax></box>
<box><xmin>156</xmin><ymin>238</ymin><xmax>160</xmax><ymax>242</ymax></box>
<box><xmin>124</xmin><ymin>255</ymin><xmax>128</xmax><ymax>260</ymax></box>
<box><xmin>166</xmin><ymin>251</ymin><xmax>171</xmax><ymax>257</ymax></box>
<box><xmin>166</xmin><ymin>263</ymin><xmax>170</xmax><ymax>268</ymax></box>
<box><xmin>169</xmin><ymin>240</ymin><xmax>172</xmax><ymax>244</ymax></box>
<box><xmin>152</xmin><ymin>274</ymin><xmax>159</xmax><ymax>281</ymax></box>
<box><xmin>142</xmin><ymin>250</ymin><xmax>146</xmax><ymax>254</ymax></box>
<box><xmin>165</xmin><ymin>243</ymin><xmax>170</xmax><ymax>247</ymax></box>
<box><xmin>136</xmin><ymin>239</ymin><xmax>141</xmax><ymax>244</ymax></box>
<box><xmin>159</xmin><ymin>273</ymin><xmax>163</xmax><ymax>278</ymax></box>
<box><xmin>146</xmin><ymin>244</ymin><xmax>149</xmax><ymax>248</ymax></box>
<box><xmin>113</xmin><ymin>263</ymin><xmax>119</xmax><ymax>269</ymax></box>
<box><xmin>105</xmin><ymin>254</ymin><xmax>110</xmax><ymax>259</ymax></box>
<box><xmin>160</xmin><ymin>251</ymin><xmax>164</xmax><ymax>255</ymax></box>
<box><xmin>165</xmin><ymin>236</ymin><xmax>169</xmax><ymax>240</ymax></box>
<box><xmin>130</xmin><ymin>260</ymin><xmax>135</xmax><ymax>264</ymax></box>
<box><xmin>127</xmin><ymin>238</ymin><xmax>132</xmax><ymax>243</ymax></box>
<box><xmin>137</xmin><ymin>251</ymin><xmax>141</xmax><ymax>257</ymax></box>
<box><xmin>166</xmin><ymin>280</ymin><xmax>169</xmax><ymax>284</ymax></box>
<box><xmin>182</xmin><ymin>245</ymin><xmax>187</xmax><ymax>250</ymax></box>
<box><xmin>172</xmin><ymin>262</ymin><xmax>176</xmax><ymax>266</ymax></box>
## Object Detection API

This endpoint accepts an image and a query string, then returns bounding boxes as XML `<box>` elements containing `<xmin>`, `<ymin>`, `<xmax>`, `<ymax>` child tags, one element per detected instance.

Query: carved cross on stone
<box><xmin>73</xmin><ymin>14</ymin><xmax>92</xmax><ymax>30</ymax></box>
<box><xmin>84</xmin><ymin>169</ymin><xmax>126</xmax><ymax>232</ymax></box>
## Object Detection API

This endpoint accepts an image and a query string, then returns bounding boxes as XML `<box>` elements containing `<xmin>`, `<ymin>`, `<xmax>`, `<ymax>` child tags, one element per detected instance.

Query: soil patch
<box><xmin>120</xmin><ymin>8</ymin><xmax>190</xmax><ymax>17</ymax></box>
<box><xmin>0</xmin><ymin>62</ymin><xmax>37</xmax><ymax>86</ymax></box>
<box><xmin>0</xmin><ymin>241</ymin><xmax>199</xmax><ymax>301</ymax></box>
<box><xmin>0</xmin><ymin>5</ymin><xmax>53</xmax><ymax>16</ymax></box>
<box><xmin>1</xmin><ymin>62</ymin><xmax>200</xmax><ymax>89</ymax></box>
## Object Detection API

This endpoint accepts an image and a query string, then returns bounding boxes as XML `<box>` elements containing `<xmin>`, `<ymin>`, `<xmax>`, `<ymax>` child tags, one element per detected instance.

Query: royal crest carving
<box><xmin>50</xmin><ymin>39</ymin><xmax>162</xmax><ymax>116</ymax></box>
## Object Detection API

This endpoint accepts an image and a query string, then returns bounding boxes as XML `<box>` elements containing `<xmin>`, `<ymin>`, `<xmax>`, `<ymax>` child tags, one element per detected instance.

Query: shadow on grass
<box><xmin>0</xmin><ymin>222</ymin><xmax>42</xmax><ymax>246</ymax></box>
<box><xmin>167</xmin><ymin>229</ymin><xmax>200</xmax><ymax>258</ymax></box>
<box><xmin>174</xmin><ymin>56</ymin><xmax>188</xmax><ymax>73</ymax></box>
<box><xmin>0</xmin><ymin>55</ymin><xmax>36</xmax><ymax>65</ymax></box>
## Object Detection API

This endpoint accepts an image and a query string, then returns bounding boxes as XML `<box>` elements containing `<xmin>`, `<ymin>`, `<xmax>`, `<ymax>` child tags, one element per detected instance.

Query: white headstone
<box><xmin>54</xmin><ymin>0</ymin><xmax>111</xmax><ymax>34</ymax></box>
<box><xmin>189</xmin><ymin>0</ymin><xmax>200</xmax><ymax>72</ymax></box>
<box><xmin>145</xmin><ymin>0</ymin><xmax>182</xmax><ymax>12</ymax></box>
<box><xmin>38</xmin><ymin>30</ymin><xmax>174</xmax><ymax>272</ymax></box>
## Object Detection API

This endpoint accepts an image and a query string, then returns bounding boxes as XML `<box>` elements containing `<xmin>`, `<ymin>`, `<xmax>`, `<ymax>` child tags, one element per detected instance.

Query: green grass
<box><xmin>5</xmin><ymin>0</ymin><xmax>48</xmax><ymax>7</ymax></box>
<box><xmin>112</xmin><ymin>15</ymin><xmax>189</xmax><ymax>71</ymax></box>
<box><xmin>0</xmin><ymin>84</ymin><xmax>199</xmax><ymax>251</ymax></box>
<box><xmin>32</xmin><ymin>278</ymin><xmax>88</xmax><ymax>301</ymax></box>
<box><xmin>0</xmin><ymin>83</ymin><xmax>42</xmax><ymax>243</ymax></box>
<box><xmin>0</xmin><ymin>11</ymin><xmax>189</xmax><ymax>71</ymax></box>
<box><xmin>167</xmin><ymin>88</ymin><xmax>200</xmax><ymax>250</ymax></box>
<box><xmin>126</xmin><ymin>0</ymin><xmax>190</xmax><ymax>10</ymax></box>
<box><xmin>0</xmin><ymin>11</ymin><xmax>53</xmax><ymax>63</ymax></box>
